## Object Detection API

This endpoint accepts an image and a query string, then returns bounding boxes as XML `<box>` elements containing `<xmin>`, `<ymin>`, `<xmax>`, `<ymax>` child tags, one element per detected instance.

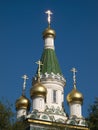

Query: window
<box><xmin>53</xmin><ymin>90</ymin><xmax>56</xmax><ymax>103</ymax></box>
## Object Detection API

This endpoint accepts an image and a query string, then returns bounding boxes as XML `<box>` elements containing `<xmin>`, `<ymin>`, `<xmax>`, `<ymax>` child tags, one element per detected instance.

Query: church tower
<box><xmin>30</xmin><ymin>10</ymin><xmax>67</xmax><ymax>123</ymax></box>
<box><xmin>15</xmin><ymin>10</ymin><xmax>89</xmax><ymax>130</ymax></box>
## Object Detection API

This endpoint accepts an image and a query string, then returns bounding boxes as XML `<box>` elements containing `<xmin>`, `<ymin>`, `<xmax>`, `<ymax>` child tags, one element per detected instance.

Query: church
<box><xmin>15</xmin><ymin>10</ymin><xmax>89</xmax><ymax>130</ymax></box>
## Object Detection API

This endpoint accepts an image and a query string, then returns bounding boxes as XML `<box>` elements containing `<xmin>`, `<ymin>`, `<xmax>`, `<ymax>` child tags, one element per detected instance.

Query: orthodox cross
<box><xmin>71</xmin><ymin>67</ymin><xmax>77</xmax><ymax>88</ymax></box>
<box><xmin>36</xmin><ymin>60</ymin><xmax>43</xmax><ymax>81</ymax></box>
<box><xmin>45</xmin><ymin>10</ymin><xmax>53</xmax><ymax>27</ymax></box>
<box><xmin>22</xmin><ymin>74</ymin><xmax>28</xmax><ymax>95</ymax></box>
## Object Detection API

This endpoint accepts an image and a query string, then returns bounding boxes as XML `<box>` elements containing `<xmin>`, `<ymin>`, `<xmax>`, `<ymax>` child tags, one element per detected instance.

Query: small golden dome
<box><xmin>66</xmin><ymin>87</ymin><xmax>83</xmax><ymax>104</ymax></box>
<box><xmin>15</xmin><ymin>95</ymin><xmax>30</xmax><ymax>111</ymax></box>
<box><xmin>30</xmin><ymin>82</ymin><xmax>47</xmax><ymax>98</ymax></box>
<box><xmin>43</xmin><ymin>27</ymin><xmax>56</xmax><ymax>39</ymax></box>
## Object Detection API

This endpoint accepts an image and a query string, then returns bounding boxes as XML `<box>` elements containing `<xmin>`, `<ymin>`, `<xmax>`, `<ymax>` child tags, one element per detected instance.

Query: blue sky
<box><xmin>0</xmin><ymin>0</ymin><xmax>98</xmax><ymax>117</ymax></box>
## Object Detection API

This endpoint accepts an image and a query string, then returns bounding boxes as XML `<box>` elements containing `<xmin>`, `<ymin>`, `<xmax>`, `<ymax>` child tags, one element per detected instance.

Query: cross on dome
<box><xmin>45</xmin><ymin>10</ymin><xmax>53</xmax><ymax>27</ymax></box>
<box><xmin>71</xmin><ymin>68</ymin><xmax>77</xmax><ymax>88</ymax></box>
<box><xmin>22</xmin><ymin>74</ymin><xmax>28</xmax><ymax>95</ymax></box>
<box><xmin>36</xmin><ymin>60</ymin><xmax>43</xmax><ymax>81</ymax></box>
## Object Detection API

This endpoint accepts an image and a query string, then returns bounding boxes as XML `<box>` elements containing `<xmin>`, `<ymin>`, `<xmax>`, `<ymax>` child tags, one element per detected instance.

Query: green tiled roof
<box><xmin>40</xmin><ymin>49</ymin><xmax>62</xmax><ymax>75</ymax></box>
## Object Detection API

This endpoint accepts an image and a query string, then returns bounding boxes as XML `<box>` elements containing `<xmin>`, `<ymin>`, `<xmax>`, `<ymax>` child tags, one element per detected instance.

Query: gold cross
<box><xmin>45</xmin><ymin>10</ymin><xmax>53</xmax><ymax>27</ymax></box>
<box><xmin>22</xmin><ymin>74</ymin><xmax>28</xmax><ymax>95</ymax></box>
<box><xmin>36</xmin><ymin>60</ymin><xmax>43</xmax><ymax>80</ymax></box>
<box><xmin>71</xmin><ymin>68</ymin><xmax>77</xmax><ymax>88</ymax></box>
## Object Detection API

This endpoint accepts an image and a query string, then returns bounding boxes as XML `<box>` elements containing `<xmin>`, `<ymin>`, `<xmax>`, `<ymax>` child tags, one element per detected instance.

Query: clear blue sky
<box><xmin>0</xmin><ymin>0</ymin><xmax>98</xmax><ymax>117</ymax></box>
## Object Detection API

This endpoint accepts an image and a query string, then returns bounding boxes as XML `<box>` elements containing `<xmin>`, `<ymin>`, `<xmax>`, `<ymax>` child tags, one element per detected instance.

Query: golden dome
<box><xmin>43</xmin><ymin>27</ymin><xmax>56</xmax><ymax>39</ymax></box>
<box><xmin>15</xmin><ymin>95</ymin><xmax>30</xmax><ymax>111</ymax></box>
<box><xmin>30</xmin><ymin>82</ymin><xmax>47</xmax><ymax>98</ymax></box>
<box><xmin>66</xmin><ymin>87</ymin><xmax>83</xmax><ymax>104</ymax></box>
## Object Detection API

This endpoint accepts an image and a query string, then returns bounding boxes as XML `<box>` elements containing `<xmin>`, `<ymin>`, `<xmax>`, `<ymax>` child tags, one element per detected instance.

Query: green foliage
<box><xmin>87</xmin><ymin>97</ymin><xmax>98</xmax><ymax>130</ymax></box>
<box><xmin>0</xmin><ymin>100</ymin><xmax>13</xmax><ymax>130</ymax></box>
<box><xmin>0</xmin><ymin>99</ymin><xmax>25</xmax><ymax>130</ymax></box>
<box><xmin>12</xmin><ymin>121</ymin><xmax>26</xmax><ymax>130</ymax></box>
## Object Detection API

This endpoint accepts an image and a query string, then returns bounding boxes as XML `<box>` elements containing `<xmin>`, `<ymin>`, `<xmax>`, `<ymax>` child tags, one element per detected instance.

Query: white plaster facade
<box><xmin>32</xmin><ymin>97</ymin><xmax>45</xmax><ymax>112</ymax></box>
<box><xmin>44</xmin><ymin>37</ymin><xmax>55</xmax><ymax>50</ymax></box>
<box><xmin>16</xmin><ymin>109</ymin><xmax>27</xmax><ymax>119</ymax></box>
<box><xmin>41</xmin><ymin>80</ymin><xmax>64</xmax><ymax>110</ymax></box>
<box><xmin>69</xmin><ymin>103</ymin><xmax>82</xmax><ymax>118</ymax></box>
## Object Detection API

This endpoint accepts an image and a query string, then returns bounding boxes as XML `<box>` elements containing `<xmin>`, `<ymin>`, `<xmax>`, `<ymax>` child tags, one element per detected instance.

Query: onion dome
<box><xmin>15</xmin><ymin>95</ymin><xmax>30</xmax><ymax>111</ymax></box>
<box><xmin>30</xmin><ymin>82</ymin><xmax>47</xmax><ymax>98</ymax></box>
<box><xmin>66</xmin><ymin>87</ymin><xmax>83</xmax><ymax>104</ymax></box>
<box><xmin>43</xmin><ymin>27</ymin><xmax>56</xmax><ymax>39</ymax></box>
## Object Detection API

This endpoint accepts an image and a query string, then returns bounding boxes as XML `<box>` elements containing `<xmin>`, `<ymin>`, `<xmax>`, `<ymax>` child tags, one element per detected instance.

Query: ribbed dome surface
<box><xmin>40</xmin><ymin>49</ymin><xmax>62</xmax><ymax>75</ymax></box>
<box><xmin>66</xmin><ymin>88</ymin><xmax>83</xmax><ymax>104</ymax></box>
<box><xmin>15</xmin><ymin>95</ymin><xmax>30</xmax><ymax>110</ymax></box>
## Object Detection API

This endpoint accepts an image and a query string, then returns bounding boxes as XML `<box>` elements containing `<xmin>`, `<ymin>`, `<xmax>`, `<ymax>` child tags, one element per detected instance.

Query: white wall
<box><xmin>70</xmin><ymin>103</ymin><xmax>82</xmax><ymax>118</ymax></box>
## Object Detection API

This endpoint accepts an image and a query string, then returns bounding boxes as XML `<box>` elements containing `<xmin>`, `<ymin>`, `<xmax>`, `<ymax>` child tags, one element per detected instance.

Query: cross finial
<box><xmin>45</xmin><ymin>10</ymin><xmax>53</xmax><ymax>27</ymax></box>
<box><xmin>22</xmin><ymin>74</ymin><xmax>28</xmax><ymax>95</ymax></box>
<box><xmin>36</xmin><ymin>60</ymin><xmax>43</xmax><ymax>81</ymax></box>
<box><xmin>71</xmin><ymin>68</ymin><xmax>77</xmax><ymax>89</ymax></box>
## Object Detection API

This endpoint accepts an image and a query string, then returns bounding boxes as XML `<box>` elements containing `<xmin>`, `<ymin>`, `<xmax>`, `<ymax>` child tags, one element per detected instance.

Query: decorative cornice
<box><xmin>67</xmin><ymin>116</ymin><xmax>88</xmax><ymax>127</ymax></box>
<box><xmin>33</xmin><ymin>72</ymin><xmax>66</xmax><ymax>86</ymax></box>
<box><xmin>26</xmin><ymin>118</ymin><xmax>89</xmax><ymax>130</ymax></box>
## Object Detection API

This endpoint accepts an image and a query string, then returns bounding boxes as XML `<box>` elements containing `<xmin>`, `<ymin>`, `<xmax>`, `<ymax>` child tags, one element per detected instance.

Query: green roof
<box><xmin>40</xmin><ymin>49</ymin><xmax>62</xmax><ymax>75</ymax></box>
